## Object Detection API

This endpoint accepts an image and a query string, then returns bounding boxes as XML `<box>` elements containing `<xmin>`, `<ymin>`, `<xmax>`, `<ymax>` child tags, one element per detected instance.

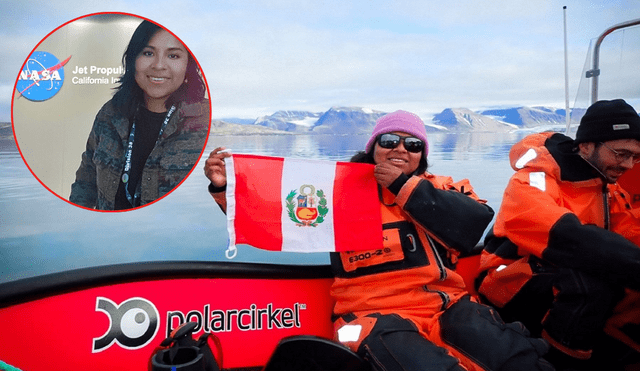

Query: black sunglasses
<box><xmin>377</xmin><ymin>133</ymin><xmax>425</xmax><ymax>153</ymax></box>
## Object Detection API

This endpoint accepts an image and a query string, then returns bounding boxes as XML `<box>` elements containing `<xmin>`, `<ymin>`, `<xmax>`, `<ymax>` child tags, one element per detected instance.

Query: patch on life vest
<box><xmin>515</xmin><ymin>148</ymin><xmax>537</xmax><ymax>169</ymax></box>
<box><xmin>337</xmin><ymin>325</ymin><xmax>362</xmax><ymax>343</ymax></box>
<box><xmin>529</xmin><ymin>172</ymin><xmax>546</xmax><ymax>192</ymax></box>
<box><xmin>340</xmin><ymin>228</ymin><xmax>404</xmax><ymax>272</ymax></box>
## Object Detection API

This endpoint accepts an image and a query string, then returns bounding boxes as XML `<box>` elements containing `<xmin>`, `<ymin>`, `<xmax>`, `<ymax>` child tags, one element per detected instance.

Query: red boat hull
<box><xmin>0</xmin><ymin>262</ymin><xmax>334</xmax><ymax>370</ymax></box>
<box><xmin>0</xmin><ymin>256</ymin><xmax>483</xmax><ymax>370</ymax></box>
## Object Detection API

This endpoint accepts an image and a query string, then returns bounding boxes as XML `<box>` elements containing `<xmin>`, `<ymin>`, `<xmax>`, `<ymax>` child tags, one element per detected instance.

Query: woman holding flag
<box><xmin>205</xmin><ymin>110</ymin><xmax>553</xmax><ymax>370</ymax></box>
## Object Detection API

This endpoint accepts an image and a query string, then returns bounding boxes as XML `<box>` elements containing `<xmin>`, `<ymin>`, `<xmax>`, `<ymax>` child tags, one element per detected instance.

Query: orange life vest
<box><xmin>479</xmin><ymin>132</ymin><xmax>640</xmax><ymax>307</ymax></box>
<box><xmin>330</xmin><ymin>173</ymin><xmax>493</xmax><ymax>317</ymax></box>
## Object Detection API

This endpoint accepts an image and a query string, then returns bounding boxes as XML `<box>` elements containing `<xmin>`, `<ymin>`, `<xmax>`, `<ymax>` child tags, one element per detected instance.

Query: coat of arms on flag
<box><xmin>286</xmin><ymin>184</ymin><xmax>328</xmax><ymax>227</ymax></box>
<box><xmin>224</xmin><ymin>154</ymin><xmax>383</xmax><ymax>254</ymax></box>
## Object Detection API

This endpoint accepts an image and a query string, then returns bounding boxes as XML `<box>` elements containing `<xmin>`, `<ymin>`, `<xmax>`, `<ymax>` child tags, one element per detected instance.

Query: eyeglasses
<box><xmin>600</xmin><ymin>142</ymin><xmax>640</xmax><ymax>164</ymax></box>
<box><xmin>377</xmin><ymin>133</ymin><xmax>425</xmax><ymax>153</ymax></box>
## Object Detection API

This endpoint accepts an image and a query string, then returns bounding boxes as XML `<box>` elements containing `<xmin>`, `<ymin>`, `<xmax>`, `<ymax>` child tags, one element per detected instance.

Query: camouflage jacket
<box><xmin>69</xmin><ymin>98</ymin><xmax>209</xmax><ymax>210</ymax></box>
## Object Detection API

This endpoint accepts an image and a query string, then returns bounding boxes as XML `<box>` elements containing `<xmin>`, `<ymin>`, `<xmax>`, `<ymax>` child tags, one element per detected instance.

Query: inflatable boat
<box><xmin>0</xmin><ymin>256</ymin><xmax>481</xmax><ymax>370</ymax></box>
<box><xmin>1</xmin><ymin>16</ymin><xmax>639</xmax><ymax>371</ymax></box>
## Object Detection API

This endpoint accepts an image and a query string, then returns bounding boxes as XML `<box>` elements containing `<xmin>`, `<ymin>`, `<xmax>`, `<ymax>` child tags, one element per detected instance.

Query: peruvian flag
<box><xmin>225</xmin><ymin>154</ymin><xmax>383</xmax><ymax>253</ymax></box>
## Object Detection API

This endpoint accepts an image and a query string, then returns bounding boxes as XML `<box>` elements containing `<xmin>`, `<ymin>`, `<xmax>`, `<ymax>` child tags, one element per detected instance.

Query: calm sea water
<box><xmin>0</xmin><ymin>129</ymin><xmax>550</xmax><ymax>284</ymax></box>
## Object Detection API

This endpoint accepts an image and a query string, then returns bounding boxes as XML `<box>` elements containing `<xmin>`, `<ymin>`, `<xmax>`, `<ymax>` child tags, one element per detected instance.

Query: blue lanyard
<box><xmin>121</xmin><ymin>105</ymin><xmax>176</xmax><ymax>206</ymax></box>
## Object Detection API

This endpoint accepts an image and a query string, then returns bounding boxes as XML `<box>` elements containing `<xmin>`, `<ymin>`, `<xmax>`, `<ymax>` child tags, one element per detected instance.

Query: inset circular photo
<box><xmin>12</xmin><ymin>12</ymin><xmax>211</xmax><ymax>211</ymax></box>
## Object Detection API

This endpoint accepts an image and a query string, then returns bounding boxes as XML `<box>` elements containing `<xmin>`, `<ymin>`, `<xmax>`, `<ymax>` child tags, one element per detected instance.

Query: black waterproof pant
<box><xmin>493</xmin><ymin>258</ymin><xmax>630</xmax><ymax>370</ymax></box>
<box><xmin>355</xmin><ymin>296</ymin><xmax>553</xmax><ymax>371</ymax></box>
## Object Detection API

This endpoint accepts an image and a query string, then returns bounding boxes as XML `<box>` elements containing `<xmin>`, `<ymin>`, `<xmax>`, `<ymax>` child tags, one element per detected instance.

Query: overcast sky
<box><xmin>2</xmin><ymin>0</ymin><xmax>639</xmax><ymax>122</ymax></box>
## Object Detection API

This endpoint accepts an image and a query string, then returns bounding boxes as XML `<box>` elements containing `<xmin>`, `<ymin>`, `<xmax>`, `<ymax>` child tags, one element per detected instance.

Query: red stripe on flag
<box><xmin>332</xmin><ymin>162</ymin><xmax>383</xmax><ymax>252</ymax></box>
<box><xmin>233</xmin><ymin>154</ymin><xmax>284</xmax><ymax>250</ymax></box>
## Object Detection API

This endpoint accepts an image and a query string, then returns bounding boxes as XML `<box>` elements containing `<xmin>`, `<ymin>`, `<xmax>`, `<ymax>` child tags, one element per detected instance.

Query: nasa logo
<box><xmin>16</xmin><ymin>51</ymin><xmax>71</xmax><ymax>101</ymax></box>
<box><xmin>92</xmin><ymin>297</ymin><xmax>160</xmax><ymax>353</ymax></box>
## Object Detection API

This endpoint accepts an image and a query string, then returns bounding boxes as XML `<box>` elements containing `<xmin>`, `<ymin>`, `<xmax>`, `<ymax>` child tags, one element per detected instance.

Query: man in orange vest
<box><xmin>477</xmin><ymin>99</ymin><xmax>640</xmax><ymax>370</ymax></box>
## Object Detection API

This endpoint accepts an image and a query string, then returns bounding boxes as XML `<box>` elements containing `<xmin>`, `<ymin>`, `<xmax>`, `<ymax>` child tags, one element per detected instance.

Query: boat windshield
<box><xmin>569</xmin><ymin>20</ymin><xmax>640</xmax><ymax>136</ymax></box>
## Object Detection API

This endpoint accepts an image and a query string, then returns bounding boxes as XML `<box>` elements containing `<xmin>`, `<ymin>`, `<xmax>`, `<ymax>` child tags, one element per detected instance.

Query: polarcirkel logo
<box><xmin>92</xmin><ymin>297</ymin><xmax>160</xmax><ymax>353</ymax></box>
<box><xmin>16</xmin><ymin>51</ymin><xmax>71</xmax><ymax>101</ymax></box>
<box><xmin>166</xmin><ymin>303</ymin><xmax>306</xmax><ymax>338</ymax></box>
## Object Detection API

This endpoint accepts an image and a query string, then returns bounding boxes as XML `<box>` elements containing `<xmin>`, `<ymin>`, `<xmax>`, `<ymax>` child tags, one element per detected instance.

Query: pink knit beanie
<box><xmin>365</xmin><ymin>110</ymin><xmax>429</xmax><ymax>156</ymax></box>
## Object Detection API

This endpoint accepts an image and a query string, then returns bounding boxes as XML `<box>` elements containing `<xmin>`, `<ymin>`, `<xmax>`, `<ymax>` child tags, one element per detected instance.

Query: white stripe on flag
<box><xmin>281</xmin><ymin>158</ymin><xmax>336</xmax><ymax>252</ymax></box>
<box><xmin>224</xmin><ymin>155</ymin><xmax>238</xmax><ymax>258</ymax></box>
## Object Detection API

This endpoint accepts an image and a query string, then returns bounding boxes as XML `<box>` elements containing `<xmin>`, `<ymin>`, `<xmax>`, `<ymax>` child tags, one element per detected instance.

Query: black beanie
<box><xmin>575</xmin><ymin>99</ymin><xmax>640</xmax><ymax>144</ymax></box>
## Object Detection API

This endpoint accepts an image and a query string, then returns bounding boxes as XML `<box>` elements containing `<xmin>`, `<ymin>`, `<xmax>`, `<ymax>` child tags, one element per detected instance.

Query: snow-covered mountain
<box><xmin>214</xmin><ymin>106</ymin><xmax>578</xmax><ymax>135</ymax></box>
<box><xmin>479</xmin><ymin>106</ymin><xmax>584</xmax><ymax>128</ymax></box>
<box><xmin>252</xmin><ymin>110</ymin><xmax>322</xmax><ymax>132</ymax></box>
<box><xmin>210</xmin><ymin>119</ymin><xmax>292</xmax><ymax>135</ymax></box>
<box><xmin>248</xmin><ymin>107</ymin><xmax>385</xmax><ymax>134</ymax></box>
<box><xmin>311</xmin><ymin>107</ymin><xmax>386</xmax><ymax>134</ymax></box>
<box><xmin>431</xmin><ymin>108</ymin><xmax>517</xmax><ymax>132</ymax></box>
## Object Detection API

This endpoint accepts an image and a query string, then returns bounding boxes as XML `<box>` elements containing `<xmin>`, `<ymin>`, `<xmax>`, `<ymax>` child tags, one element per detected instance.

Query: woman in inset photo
<box><xmin>70</xmin><ymin>19</ymin><xmax>209</xmax><ymax>210</ymax></box>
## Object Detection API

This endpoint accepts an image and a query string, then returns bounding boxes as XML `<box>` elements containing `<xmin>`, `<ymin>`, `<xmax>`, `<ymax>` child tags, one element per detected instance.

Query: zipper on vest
<box><xmin>423</xmin><ymin>285</ymin><xmax>450</xmax><ymax>311</ymax></box>
<box><xmin>603</xmin><ymin>184</ymin><xmax>610</xmax><ymax>230</ymax></box>
<box><xmin>425</xmin><ymin>234</ymin><xmax>447</xmax><ymax>281</ymax></box>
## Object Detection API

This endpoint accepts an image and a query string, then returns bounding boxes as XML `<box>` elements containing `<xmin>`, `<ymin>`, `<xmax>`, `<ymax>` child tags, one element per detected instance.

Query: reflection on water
<box><xmin>1</xmin><ymin>131</ymin><xmax>532</xmax><ymax>283</ymax></box>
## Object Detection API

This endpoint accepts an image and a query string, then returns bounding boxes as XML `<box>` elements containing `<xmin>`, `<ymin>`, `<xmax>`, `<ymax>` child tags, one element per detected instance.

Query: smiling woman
<box><xmin>69</xmin><ymin>19</ymin><xmax>210</xmax><ymax>211</ymax></box>
<box><xmin>135</xmin><ymin>29</ymin><xmax>189</xmax><ymax>112</ymax></box>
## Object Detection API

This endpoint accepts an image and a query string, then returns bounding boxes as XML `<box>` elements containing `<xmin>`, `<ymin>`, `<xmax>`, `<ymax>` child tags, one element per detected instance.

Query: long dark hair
<box><xmin>112</xmin><ymin>20</ymin><xmax>206</xmax><ymax>120</ymax></box>
<box><xmin>350</xmin><ymin>136</ymin><xmax>428</xmax><ymax>176</ymax></box>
